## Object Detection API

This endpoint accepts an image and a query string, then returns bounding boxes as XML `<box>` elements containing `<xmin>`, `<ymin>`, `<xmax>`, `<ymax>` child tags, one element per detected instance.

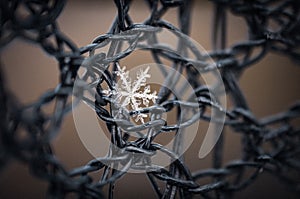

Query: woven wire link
<box><xmin>1</xmin><ymin>0</ymin><xmax>300</xmax><ymax>198</ymax></box>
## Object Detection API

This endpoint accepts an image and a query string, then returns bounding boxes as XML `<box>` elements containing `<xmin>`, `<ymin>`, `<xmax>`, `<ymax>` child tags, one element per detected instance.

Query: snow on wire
<box><xmin>104</xmin><ymin>64</ymin><xmax>157</xmax><ymax>123</ymax></box>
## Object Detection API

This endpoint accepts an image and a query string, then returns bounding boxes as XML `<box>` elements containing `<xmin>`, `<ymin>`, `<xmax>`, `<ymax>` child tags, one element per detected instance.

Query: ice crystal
<box><xmin>108</xmin><ymin>64</ymin><xmax>157</xmax><ymax>123</ymax></box>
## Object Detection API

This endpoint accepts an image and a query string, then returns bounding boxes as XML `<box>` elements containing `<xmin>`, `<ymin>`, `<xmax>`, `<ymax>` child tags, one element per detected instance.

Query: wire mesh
<box><xmin>0</xmin><ymin>0</ymin><xmax>300</xmax><ymax>198</ymax></box>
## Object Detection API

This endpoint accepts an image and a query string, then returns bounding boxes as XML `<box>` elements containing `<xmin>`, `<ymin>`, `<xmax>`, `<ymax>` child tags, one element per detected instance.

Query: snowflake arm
<box><xmin>131</xmin><ymin>67</ymin><xmax>150</xmax><ymax>93</ymax></box>
<box><xmin>115</xmin><ymin>64</ymin><xmax>132</xmax><ymax>92</ymax></box>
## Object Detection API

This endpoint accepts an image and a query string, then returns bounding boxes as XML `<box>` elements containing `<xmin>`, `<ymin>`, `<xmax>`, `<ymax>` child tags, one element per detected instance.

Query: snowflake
<box><xmin>106</xmin><ymin>64</ymin><xmax>157</xmax><ymax>123</ymax></box>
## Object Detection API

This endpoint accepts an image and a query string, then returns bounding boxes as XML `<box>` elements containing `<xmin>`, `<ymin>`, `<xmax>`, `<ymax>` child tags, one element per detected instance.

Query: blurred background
<box><xmin>0</xmin><ymin>0</ymin><xmax>300</xmax><ymax>198</ymax></box>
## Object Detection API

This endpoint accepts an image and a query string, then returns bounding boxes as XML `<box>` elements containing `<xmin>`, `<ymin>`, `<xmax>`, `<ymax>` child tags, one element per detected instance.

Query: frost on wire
<box><xmin>105</xmin><ymin>64</ymin><xmax>157</xmax><ymax>123</ymax></box>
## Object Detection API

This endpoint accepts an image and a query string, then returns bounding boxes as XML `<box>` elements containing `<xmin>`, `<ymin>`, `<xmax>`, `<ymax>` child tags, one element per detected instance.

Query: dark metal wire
<box><xmin>1</xmin><ymin>0</ymin><xmax>300</xmax><ymax>198</ymax></box>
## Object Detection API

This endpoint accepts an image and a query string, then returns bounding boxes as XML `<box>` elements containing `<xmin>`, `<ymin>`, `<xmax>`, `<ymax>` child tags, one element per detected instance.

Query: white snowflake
<box><xmin>106</xmin><ymin>64</ymin><xmax>157</xmax><ymax>123</ymax></box>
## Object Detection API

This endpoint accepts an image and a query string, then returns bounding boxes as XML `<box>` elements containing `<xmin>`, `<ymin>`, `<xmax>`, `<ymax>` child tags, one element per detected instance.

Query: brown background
<box><xmin>1</xmin><ymin>1</ymin><xmax>300</xmax><ymax>198</ymax></box>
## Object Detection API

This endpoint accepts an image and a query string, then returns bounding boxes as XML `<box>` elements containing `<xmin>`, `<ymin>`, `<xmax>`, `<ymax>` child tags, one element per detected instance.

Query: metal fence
<box><xmin>0</xmin><ymin>0</ymin><xmax>300</xmax><ymax>198</ymax></box>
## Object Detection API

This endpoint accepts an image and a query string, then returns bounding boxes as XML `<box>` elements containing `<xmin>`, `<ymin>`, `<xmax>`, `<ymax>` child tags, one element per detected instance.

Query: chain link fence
<box><xmin>1</xmin><ymin>0</ymin><xmax>300</xmax><ymax>198</ymax></box>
